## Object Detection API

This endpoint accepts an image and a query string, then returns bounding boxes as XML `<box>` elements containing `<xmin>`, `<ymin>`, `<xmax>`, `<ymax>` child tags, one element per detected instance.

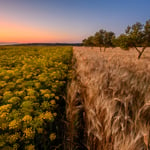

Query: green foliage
<box><xmin>0</xmin><ymin>46</ymin><xmax>72</xmax><ymax>149</ymax></box>
<box><xmin>82</xmin><ymin>29</ymin><xmax>115</xmax><ymax>50</ymax></box>
<box><xmin>125</xmin><ymin>22</ymin><xmax>144</xmax><ymax>47</ymax></box>
<box><xmin>113</xmin><ymin>34</ymin><xmax>130</xmax><ymax>50</ymax></box>
<box><xmin>82</xmin><ymin>36</ymin><xmax>95</xmax><ymax>46</ymax></box>
<box><xmin>115</xmin><ymin>19</ymin><xmax>150</xmax><ymax>58</ymax></box>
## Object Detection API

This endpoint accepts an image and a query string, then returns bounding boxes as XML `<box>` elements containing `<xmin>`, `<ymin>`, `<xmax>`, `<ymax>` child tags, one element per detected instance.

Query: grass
<box><xmin>66</xmin><ymin>47</ymin><xmax>150</xmax><ymax>150</ymax></box>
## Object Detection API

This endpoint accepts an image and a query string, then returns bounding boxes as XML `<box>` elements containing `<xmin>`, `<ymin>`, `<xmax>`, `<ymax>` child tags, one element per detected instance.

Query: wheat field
<box><xmin>66</xmin><ymin>47</ymin><xmax>150</xmax><ymax>150</ymax></box>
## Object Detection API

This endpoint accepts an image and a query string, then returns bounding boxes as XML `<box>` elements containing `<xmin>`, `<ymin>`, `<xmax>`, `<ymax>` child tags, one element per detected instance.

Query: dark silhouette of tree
<box><xmin>82</xmin><ymin>29</ymin><xmax>115</xmax><ymax>51</ymax></box>
<box><xmin>103</xmin><ymin>31</ymin><xmax>115</xmax><ymax>51</ymax></box>
<box><xmin>82</xmin><ymin>36</ymin><xmax>94</xmax><ymax>47</ymax></box>
<box><xmin>115</xmin><ymin>19</ymin><xmax>150</xmax><ymax>59</ymax></box>
<box><xmin>112</xmin><ymin>34</ymin><xmax>130</xmax><ymax>50</ymax></box>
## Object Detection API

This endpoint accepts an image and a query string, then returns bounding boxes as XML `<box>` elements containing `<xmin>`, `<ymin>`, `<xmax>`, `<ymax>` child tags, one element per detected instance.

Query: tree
<box><xmin>92</xmin><ymin>29</ymin><xmax>115</xmax><ymax>51</ymax></box>
<box><xmin>92</xmin><ymin>31</ymin><xmax>104</xmax><ymax>51</ymax></box>
<box><xmin>82</xmin><ymin>29</ymin><xmax>115</xmax><ymax>51</ymax></box>
<box><xmin>103</xmin><ymin>31</ymin><xmax>115</xmax><ymax>51</ymax></box>
<box><xmin>116</xmin><ymin>19</ymin><xmax>150</xmax><ymax>59</ymax></box>
<box><xmin>113</xmin><ymin>34</ymin><xmax>130</xmax><ymax>50</ymax></box>
<box><xmin>82</xmin><ymin>36</ymin><xmax>94</xmax><ymax>47</ymax></box>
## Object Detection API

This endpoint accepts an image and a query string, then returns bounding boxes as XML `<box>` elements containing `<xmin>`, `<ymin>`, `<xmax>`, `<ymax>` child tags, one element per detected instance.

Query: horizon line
<box><xmin>0</xmin><ymin>42</ymin><xmax>82</xmax><ymax>46</ymax></box>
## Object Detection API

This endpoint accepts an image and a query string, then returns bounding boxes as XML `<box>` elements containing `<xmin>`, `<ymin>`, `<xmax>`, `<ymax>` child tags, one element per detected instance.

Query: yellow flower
<box><xmin>51</xmin><ymin>93</ymin><xmax>55</xmax><ymax>97</ymax></box>
<box><xmin>0</xmin><ymin>104</ymin><xmax>12</xmax><ymax>113</ymax></box>
<box><xmin>0</xmin><ymin>81</ymin><xmax>6</xmax><ymax>88</ymax></box>
<box><xmin>39</xmin><ymin>111</ymin><xmax>53</xmax><ymax>121</ymax></box>
<box><xmin>49</xmin><ymin>133</ymin><xmax>56</xmax><ymax>141</ymax></box>
<box><xmin>3</xmin><ymin>91</ymin><xmax>13</xmax><ymax>100</ymax></box>
<box><xmin>7</xmin><ymin>133</ymin><xmax>20</xmax><ymax>144</ymax></box>
<box><xmin>25</xmin><ymin>144</ymin><xmax>35</xmax><ymax>150</ymax></box>
<box><xmin>0</xmin><ymin>112</ymin><xmax>7</xmax><ymax>119</ymax></box>
<box><xmin>15</xmin><ymin>91</ymin><xmax>25</xmax><ymax>97</ymax></box>
<box><xmin>44</xmin><ymin>94</ymin><xmax>50</xmax><ymax>99</ymax></box>
<box><xmin>8</xmin><ymin>97</ymin><xmax>20</xmax><ymax>104</ymax></box>
<box><xmin>9</xmin><ymin>120</ymin><xmax>20</xmax><ymax>130</ymax></box>
<box><xmin>7</xmin><ymin>70</ymin><xmax>14</xmax><ymax>74</ymax></box>
<box><xmin>38</xmin><ymin>74</ymin><xmax>47</xmax><ymax>82</ymax></box>
<box><xmin>1</xmin><ymin>123</ymin><xmax>8</xmax><ymax>130</ymax></box>
<box><xmin>26</xmin><ymin>74</ymin><xmax>32</xmax><ymax>79</ymax></box>
<box><xmin>22</xmin><ymin>115</ymin><xmax>32</xmax><ymax>123</ymax></box>
<box><xmin>34</xmin><ymin>82</ymin><xmax>41</xmax><ymax>89</ymax></box>
<box><xmin>55</xmin><ymin>96</ymin><xmax>59</xmax><ymax>100</ymax></box>
<box><xmin>27</xmin><ymin>89</ymin><xmax>36</xmax><ymax>96</ymax></box>
<box><xmin>50</xmin><ymin>100</ymin><xmax>56</xmax><ymax>105</ymax></box>
<box><xmin>44</xmin><ymin>111</ymin><xmax>53</xmax><ymax>120</ymax></box>
<box><xmin>4</xmin><ymin>76</ymin><xmax>10</xmax><ymax>80</ymax></box>
<box><xmin>41</xmin><ymin>101</ymin><xmax>50</xmax><ymax>110</ymax></box>
<box><xmin>16</xmin><ymin>79</ymin><xmax>23</xmax><ymax>84</ymax></box>
<box><xmin>40</xmin><ymin>89</ymin><xmax>50</xmax><ymax>95</ymax></box>
<box><xmin>24</xmin><ymin>96</ymin><xmax>36</xmax><ymax>101</ymax></box>
<box><xmin>23</xmin><ymin>128</ymin><xmax>35</xmax><ymax>139</ymax></box>
<box><xmin>0</xmin><ymin>71</ymin><xmax>5</xmax><ymax>77</ymax></box>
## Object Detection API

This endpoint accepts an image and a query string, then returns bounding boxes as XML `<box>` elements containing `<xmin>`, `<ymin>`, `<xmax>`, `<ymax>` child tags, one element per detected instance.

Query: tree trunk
<box><xmin>104</xmin><ymin>47</ymin><xmax>106</xmax><ymax>52</ymax></box>
<box><xmin>135</xmin><ymin>47</ymin><xmax>146</xmax><ymax>59</ymax></box>
<box><xmin>138</xmin><ymin>52</ymin><xmax>142</xmax><ymax>59</ymax></box>
<box><xmin>99</xmin><ymin>47</ymin><xmax>102</xmax><ymax>52</ymax></box>
<box><xmin>138</xmin><ymin>47</ymin><xmax>146</xmax><ymax>59</ymax></box>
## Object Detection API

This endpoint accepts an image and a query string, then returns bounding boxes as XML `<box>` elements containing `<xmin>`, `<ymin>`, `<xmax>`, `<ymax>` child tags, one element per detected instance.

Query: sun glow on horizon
<box><xmin>0</xmin><ymin>19</ymin><xmax>79</xmax><ymax>43</ymax></box>
<box><xmin>1</xmin><ymin>0</ymin><xmax>149</xmax><ymax>44</ymax></box>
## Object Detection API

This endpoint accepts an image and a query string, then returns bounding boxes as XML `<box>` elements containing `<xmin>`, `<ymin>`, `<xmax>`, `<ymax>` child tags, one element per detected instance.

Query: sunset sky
<box><xmin>0</xmin><ymin>0</ymin><xmax>150</xmax><ymax>43</ymax></box>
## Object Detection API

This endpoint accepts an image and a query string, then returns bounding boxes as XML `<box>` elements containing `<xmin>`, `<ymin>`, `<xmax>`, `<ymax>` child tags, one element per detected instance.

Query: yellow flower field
<box><xmin>0</xmin><ymin>46</ymin><xmax>72</xmax><ymax>149</ymax></box>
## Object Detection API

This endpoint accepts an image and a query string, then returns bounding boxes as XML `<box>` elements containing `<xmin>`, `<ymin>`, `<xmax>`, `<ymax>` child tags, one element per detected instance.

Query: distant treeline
<box><xmin>5</xmin><ymin>43</ymin><xmax>82</xmax><ymax>46</ymax></box>
<box><xmin>82</xmin><ymin>29</ymin><xmax>115</xmax><ymax>51</ymax></box>
<box><xmin>82</xmin><ymin>19</ymin><xmax>150</xmax><ymax>59</ymax></box>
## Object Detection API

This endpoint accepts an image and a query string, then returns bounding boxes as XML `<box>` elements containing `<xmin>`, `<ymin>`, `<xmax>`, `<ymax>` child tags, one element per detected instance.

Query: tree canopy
<box><xmin>82</xmin><ymin>36</ymin><xmax>94</xmax><ymax>47</ymax></box>
<box><xmin>82</xmin><ymin>29</ymin><xmax>115</xmax><ymax>51</ymax></box>
<box><xmin>115</xmin><ymin>19</ymin><xmax>150</xmax><ymax>59</ymax></box>
<box><xmin>83</xmin><ymin>19</ymin><xmax>150</xmax><ymax>59</ymax></box>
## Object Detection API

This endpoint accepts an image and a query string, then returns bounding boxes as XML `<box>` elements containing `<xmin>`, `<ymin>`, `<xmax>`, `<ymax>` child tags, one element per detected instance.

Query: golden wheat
<box><xmin>66</xmin><ymin>47</ymin><xmax>150</xmax><ymax>150</ymax></box>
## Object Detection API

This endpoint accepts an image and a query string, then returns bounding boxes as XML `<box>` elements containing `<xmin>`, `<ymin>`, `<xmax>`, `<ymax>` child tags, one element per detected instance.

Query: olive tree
<box><xmin>82</xmin><ymin>29</ymin><xmax>115</xmax><ymax>51</ymax></box>
<box><xmin>103</xmin><ymin>31</ymin><xmax>115</xmax><ymax>51</ymax></box>
<box><xmin>82</xmin><ymin>36</ymin><xmax>94</xmax><ymax>47</ymax></box>
<box><xmin>92</xmin><ymin>30</ymin><xmax>104</xmax><ymax>51</ymax></box>
<box><xmin>116</xmin><ymin>20</ymin><xmax>150</xmax><ymax>59</ymax></box>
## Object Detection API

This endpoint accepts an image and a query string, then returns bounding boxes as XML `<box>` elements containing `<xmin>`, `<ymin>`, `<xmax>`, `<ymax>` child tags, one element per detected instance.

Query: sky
<box><xmin>0</xmin><ymin>0</ymin><xmax>150</xmax><ymax>43</ymax></box>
